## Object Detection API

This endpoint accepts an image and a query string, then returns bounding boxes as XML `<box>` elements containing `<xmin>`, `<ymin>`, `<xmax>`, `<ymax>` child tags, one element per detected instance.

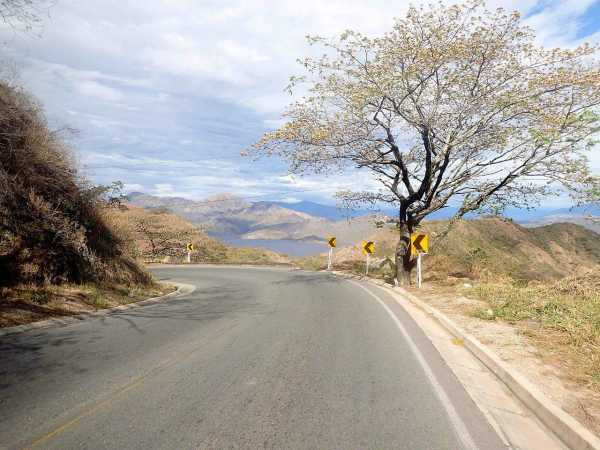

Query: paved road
<box><xmin>0</xmin><ymin>266</ymin><xmax>505</xmax><ymax>449</ymax></box>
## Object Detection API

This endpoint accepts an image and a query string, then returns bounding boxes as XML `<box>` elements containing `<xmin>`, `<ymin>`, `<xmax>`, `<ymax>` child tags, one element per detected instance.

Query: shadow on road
<box><xmin>270</xmin><ymin>272</ymin><xmax>341</xmax><ymax>286</ymax></box>
<box><xmin>0</xmin><ymin>284</ymin><xmax>266</xmax><ymax>393</ymax></box>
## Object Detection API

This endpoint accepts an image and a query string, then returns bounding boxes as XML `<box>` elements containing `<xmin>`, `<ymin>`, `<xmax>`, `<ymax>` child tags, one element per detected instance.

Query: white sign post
<box><xmin>327</xmin><ymin>247</ymin><xmax>333</xmax><ymax>271</ymax></box>
<box><xmin>410</xmin><ymin>234</ymin><xmax>428</xmax><ymax>289</ymax></box>
<box><xmin>361</xmin><ymin>241</ymin><xmax>375</xmax><ymax>276</ymax></box>
<box><xmin>416</xmin><ymin>253</ymin><xmax>422</xmax><ymax>288</ymax></box>
<box><xmin>187</xmin><ymin>250</ymin><xmax>191</xmax><ymax>264</ymax></box>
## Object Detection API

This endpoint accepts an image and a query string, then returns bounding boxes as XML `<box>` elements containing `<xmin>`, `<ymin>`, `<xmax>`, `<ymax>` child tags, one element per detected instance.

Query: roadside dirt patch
<box><xmin>0</xmin><ymin>282</ymin><xmax>175</xmax><ymax>328</ymax></box>
<box><xmin>408</xmin><ymin>281</ymin><xmax>600</xmax><ymax>438</ymax></box>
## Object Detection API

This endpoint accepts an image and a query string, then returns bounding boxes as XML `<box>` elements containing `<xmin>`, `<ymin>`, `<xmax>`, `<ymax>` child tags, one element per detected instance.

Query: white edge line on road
<box><xmin>348</xmin><ymin>279</ymin><xmax>479</xmax><ymax>450</ymax></box>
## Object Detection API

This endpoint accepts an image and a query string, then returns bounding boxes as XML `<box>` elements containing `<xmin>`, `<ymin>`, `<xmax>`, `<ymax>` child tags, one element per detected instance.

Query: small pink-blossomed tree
<box><xmin>250</xmin><ymin>0</ymin><xmax>600</xmax><ymax>284</ymax></box>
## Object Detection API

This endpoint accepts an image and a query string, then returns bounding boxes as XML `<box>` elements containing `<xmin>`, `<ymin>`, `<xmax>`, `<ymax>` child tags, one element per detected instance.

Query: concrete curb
<box><xmin>0</xmin><ymin>282</ymin><xmax>196</xmax><ymax>338</ymax></box>
<box><xmin>331</xmin><ymin>271</ymin><xmax>600</xmax><ymax>450</ymax></box>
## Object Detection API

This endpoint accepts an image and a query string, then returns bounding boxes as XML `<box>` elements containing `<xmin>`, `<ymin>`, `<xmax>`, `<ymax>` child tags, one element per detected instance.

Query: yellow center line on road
<box><xmin>23</xmin><ymin>347</ymin><xmax>199</xmax><ymax>450</ymax></box>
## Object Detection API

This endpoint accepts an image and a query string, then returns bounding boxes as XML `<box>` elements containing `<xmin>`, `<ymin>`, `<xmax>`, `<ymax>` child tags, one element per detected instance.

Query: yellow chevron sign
<box><xmin>328</xmin><ymin>237</ymin><xmax>336</xmax><ymax>248</ymax></box>
<box><xmin>186</xmin><ymin>243</ymin><xmax>195</xmax><ymax>252</ymax></box>
<box><xmin>410</xmin><ymin>233</ymin><xmax>429</xmax><ymax>254</ymax></box>
<box><xmin>362</xmin><ymin>241</ymin><xmax>375</xmax><ymax>255</ymax></box>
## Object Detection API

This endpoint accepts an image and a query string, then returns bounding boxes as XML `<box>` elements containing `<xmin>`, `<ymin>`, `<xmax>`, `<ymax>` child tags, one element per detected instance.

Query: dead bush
<box><xmin>0</xmin><ymin>81</ymin><xmax>150</xmax><ymax>286</ymax></box>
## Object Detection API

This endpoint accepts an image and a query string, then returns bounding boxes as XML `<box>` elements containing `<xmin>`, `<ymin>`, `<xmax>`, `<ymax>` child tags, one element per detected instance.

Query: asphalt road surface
<box><xmin>0</xmin><ymin>266</ymin><xmax>506</xmax><ymax>450</ymax></box>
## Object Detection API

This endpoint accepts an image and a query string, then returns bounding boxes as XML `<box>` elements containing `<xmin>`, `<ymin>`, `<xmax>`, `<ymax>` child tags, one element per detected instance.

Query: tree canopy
<box><xmin>251</xmin><ymin>0</ymin><xmax>600</xmax><ymax>281</ymax></box>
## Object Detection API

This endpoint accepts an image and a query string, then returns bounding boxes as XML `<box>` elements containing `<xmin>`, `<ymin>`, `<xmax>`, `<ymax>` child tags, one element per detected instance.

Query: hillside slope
<box><xmin>0</xmin><ymin>81</ymin><xmax>150</xmax><ymax>287</ymax></box>
<box><xmin>107</xmin><ymin>204</ymin><xmax>291</xmax><ymax>265</ymax></box>
<box><xmin>330</xmin><ymin>217</ymin><xmax>600</xmax><ymax>281</ymax></box>
<box><xmin>126</xmin><ymin>192</ymin><xmax>383</xmax><ymax>243</ymax></box>
<box><xmin>523</xmin><ymin>214</ymin><xmax>600</xmax><ymax>234</ymax></box>
<box><xmin>127</xmin><ymin>192</ymin><xmax>329</xmax><ymax>238</ymax></box>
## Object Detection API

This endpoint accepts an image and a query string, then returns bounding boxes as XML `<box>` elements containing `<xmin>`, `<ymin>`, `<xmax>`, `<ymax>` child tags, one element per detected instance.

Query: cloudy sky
<box><xmin>2</xmin><ymin>0</ymin><xmax>600</xmax><ymax>205</ymax></box>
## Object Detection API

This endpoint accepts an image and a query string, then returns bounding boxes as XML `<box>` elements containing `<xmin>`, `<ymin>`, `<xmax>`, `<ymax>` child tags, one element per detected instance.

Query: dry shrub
<box><xmin>473</xmin><ymin>267</ymin><xmax>600</xmax><ymax>386</ymax></box>
<box><xmin>0</xmin><ymin>81</ymin><xmax>150</xmax><ymax>286</ymax></box>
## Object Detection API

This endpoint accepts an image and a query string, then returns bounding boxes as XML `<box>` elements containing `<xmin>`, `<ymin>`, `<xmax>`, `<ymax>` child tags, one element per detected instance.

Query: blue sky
<box><xmin>1</xmin><ymin>0</ymin><xmax>600</xmax><ymax>206</ymax></box>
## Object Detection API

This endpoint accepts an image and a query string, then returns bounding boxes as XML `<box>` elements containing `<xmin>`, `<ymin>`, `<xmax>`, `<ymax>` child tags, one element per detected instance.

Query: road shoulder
<box><xmin>333</xmin><ymin>271</ymin><xmax>578</xmax><ymax>450</ymax></box>
<box><xmin>0</xmin><ymin>282</ymin><xmax>195</xmax><ymax>338</ymax></box>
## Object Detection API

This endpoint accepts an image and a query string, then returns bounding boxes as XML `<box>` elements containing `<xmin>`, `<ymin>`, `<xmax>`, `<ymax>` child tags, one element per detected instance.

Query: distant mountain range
<box><xmin>126</xmin><ymin>192</ymin><xmax>386</xmax><ymax>243</ymax></box>
<box><xmin>253</xmin><ymin>200</ymin><xmax>371</xmax><ymax>221</ymax></box>
<box><xmin>519</xmin><ymin>205</ymin><xmax>600</xmax><ymax>234</ymax></box>
<box><xmin>126</xmin><ymin>192</ymin><xmax>600</xmax><ymax>240</ymax></box>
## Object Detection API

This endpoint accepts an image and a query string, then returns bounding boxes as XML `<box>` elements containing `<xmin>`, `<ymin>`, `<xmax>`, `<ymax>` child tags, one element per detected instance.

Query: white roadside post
<box><xmin>362</xmin><ymin>241</ymin><xmax>374</xmax><ymax>276</ymax></box>
<box><xmin>327</xmin><ymin>237</ymin><xmax>336</xmax><ymax>271</ymax></box>
<box><xmin>186</xmin><ymin>243</ymin><xmax>194</xmax><ymax>264</ymax></box>
<box><xmin>410</xmin><ymin>233</ymin><xmax>429</xmax><ymax>289</ymax></box>
<box><xmin>417</xmin><ymin>253</ymin><xmax>422</xmax><ymax>288</ymax></box>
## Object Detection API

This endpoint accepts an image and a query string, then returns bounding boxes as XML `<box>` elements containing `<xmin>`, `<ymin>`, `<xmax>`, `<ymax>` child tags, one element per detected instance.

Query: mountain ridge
<box><xmin>126</xmin><ymin>192</ymin><xmax>600</xmax><ymax>242</ymax></box>
<box><xmin>126</xmin><ymin>192</ymin><xmax>384</xmax><ymax>243</ymax></box>
<box><xmin>325</xmin><ymin>217</ymin><xmax>600</xmax><ymax>281</ymax></box>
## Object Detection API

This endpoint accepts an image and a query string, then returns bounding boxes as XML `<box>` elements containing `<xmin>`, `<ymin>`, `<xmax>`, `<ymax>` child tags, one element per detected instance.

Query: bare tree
<box><xmin>0</xmin><ymin>0</ymin><xmax>53</xmax><ymax>32</ymax></box>
<box><xmin>132</xmin><ymin>213</ymin><xmax>199</xmax><ymax>261</ymax></box>
<box><xmin>251</xmin><ymin>0</ymin><xmax>600</xmax><ymax>284</ymax></box>
<box><xmin>580</xmin><ymin>179</ymin><xmax>600</xmax><ymax>223</ymax></box>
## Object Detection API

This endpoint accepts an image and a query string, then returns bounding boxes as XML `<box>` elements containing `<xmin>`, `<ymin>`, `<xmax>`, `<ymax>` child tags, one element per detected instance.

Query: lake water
<box><xmin>210</xmin><ymin>234</ymin><xmax>328</xmax><ymax>257</ymax></box>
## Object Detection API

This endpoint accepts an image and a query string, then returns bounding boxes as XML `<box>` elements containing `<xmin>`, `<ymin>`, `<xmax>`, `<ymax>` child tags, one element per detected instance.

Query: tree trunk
<box><xmin>395</xmin><ymin>221</ymin><xmax>414</xmax><ymax>285</ymax></box>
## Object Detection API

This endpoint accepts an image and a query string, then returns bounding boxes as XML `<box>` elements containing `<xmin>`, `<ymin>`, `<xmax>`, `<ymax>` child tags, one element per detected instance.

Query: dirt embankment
<box><xmin>0</xmin><ymin>282</ymin><xmax>175</xmax><ymax>328</ymax></box>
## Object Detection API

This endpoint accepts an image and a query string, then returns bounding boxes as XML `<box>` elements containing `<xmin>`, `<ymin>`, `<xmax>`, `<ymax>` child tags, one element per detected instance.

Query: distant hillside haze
<box><xmin>255</xmin><ymin>200</ymin><xmax>375</xmax><ymax>221</ymax></box>
<box><xmin>126</xmin><ymin>192</ymin><xmax>385</xmax><ymax>243</ymax></box>
<box><xmin>126</xmin><ymin>192</ymin><xmax>600</xmax><ymax>243</ymax></box>
<box><xmin>107</xmin><ymin>204</ymin><xmax>291</xmax><ymax>264</ymax></box>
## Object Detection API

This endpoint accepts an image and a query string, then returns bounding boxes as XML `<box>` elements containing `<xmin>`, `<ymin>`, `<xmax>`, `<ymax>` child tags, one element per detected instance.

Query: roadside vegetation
<box><xmin>107</xmin><ymin>204</ymin><xmax>292</xmax><ymax>266</ymax></box>
<box><xmin>0</xmin><ymin>282</ymin><xmax>174</xmax><ymax>328</ymax></box>
<box><xmin>472</xmin><ymin>269</ymin><xmax>600</xmax><ymax>388</ymax></box>
<box><xmin>0</xmin><ymin>79</ymin><xmax>170</xmax><ymax>326</ymax></box>
<box><xmin>0</xmin><ymin>80</ymin><xmax>151</xmax><ymax>286</ymax></box>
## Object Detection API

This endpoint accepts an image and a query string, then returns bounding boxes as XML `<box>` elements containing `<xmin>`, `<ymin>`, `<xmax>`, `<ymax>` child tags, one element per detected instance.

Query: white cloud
<box><xmin>1</xmin><ymin>0</ymin><xmax>598</xmax><ymax>206</ymax></box>
<box><xmin>123</xmin><ymin>183</ymin><xmax>144</xmax><ymax>192</ymax></box>
<box><xmin>523</xmin><ymin>0</ymin><xmax>598</xmax><ymax>46</ymax></box>
<box><xmin>75</xmin><ymin>80</ymin><xmax>124</xmax><ymax>102</ymax></box>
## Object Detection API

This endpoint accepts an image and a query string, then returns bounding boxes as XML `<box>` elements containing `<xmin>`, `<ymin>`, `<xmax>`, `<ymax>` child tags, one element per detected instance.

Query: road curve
<box><xmin>0</xmin><ymin>266</ymin><xmax>505</xmax><ymax>449</ymax></box>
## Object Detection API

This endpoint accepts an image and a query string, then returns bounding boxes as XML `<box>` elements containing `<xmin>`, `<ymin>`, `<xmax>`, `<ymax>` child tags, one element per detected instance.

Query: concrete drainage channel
<box><xmin>332</xmin><ymin>271</ymin><xmax>600</xmax><ymax>450</ymax></box>
<box><xmin>0</xmin><ymin>282</ymin><xmax>196</xmax><ymax>338</ymax></box>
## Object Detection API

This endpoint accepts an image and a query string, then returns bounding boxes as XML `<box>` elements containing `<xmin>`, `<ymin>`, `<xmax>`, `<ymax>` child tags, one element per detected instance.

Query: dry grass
<box><xmin>0</xmin><ymin>80</ymin><xmax>151</xmax><ymax>287</ymax></box>
<box><xmin>0</xmin><ymin>282</ymin><xmax>175</xmax><ymax>328</ymax></box>
<box><xmin>471</xmin><ymin>268</ymin><xmax>600</xmax><ymax>388</ymax></box>
<box><xmin>295</xmin><ymin>254</ymin><xmax>327</xmax><ymax>271</ymax></box>
<box><xmin>224</xmin><ymin>246</ymin><xmax>291</xmax><ymax>265</ymax></box>
<box><xmin>108</xmin><ymin>204</ymin><xmax>293</xmax><ymax>266</ymax></box>
<box><xmin>324</xmin><ymin>216</ymin><xmax>600</xmax><ymax>282</ymax></box>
